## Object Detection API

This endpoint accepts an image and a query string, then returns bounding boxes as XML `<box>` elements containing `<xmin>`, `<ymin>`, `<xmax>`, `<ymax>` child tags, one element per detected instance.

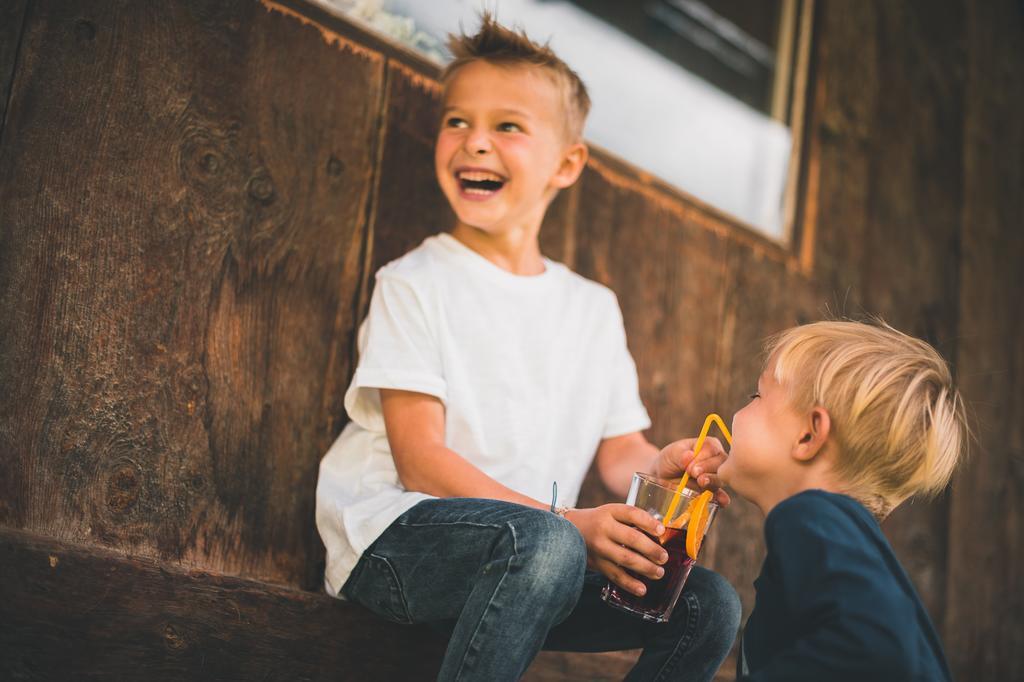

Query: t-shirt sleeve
<box><xmin>601</xmin><ymin>293</ymin><xmax>652</xmax><ymax>438</ymax></box>
<box><xmin>343</xmin><ymin>272</ymin><xmax>446</xmax><ymax>432</ymax></box>
<box><xmin>741</xmin><ymin>495</ymin><xmax>920</xmax><ymax>681</ymax></box>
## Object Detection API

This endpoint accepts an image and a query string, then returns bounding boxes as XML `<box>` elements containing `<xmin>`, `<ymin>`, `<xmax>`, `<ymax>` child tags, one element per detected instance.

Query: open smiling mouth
<box><xmin>457</xmin><ymin>170</ymin><xmax>507</xmax><ymax>197</ymax></box>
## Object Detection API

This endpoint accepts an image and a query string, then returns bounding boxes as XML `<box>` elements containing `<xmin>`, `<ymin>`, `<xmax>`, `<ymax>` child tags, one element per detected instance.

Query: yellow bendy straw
<box><xmin>662</xmin><ymin>413</ymin><xmax>733</xmax><ymax>528</ymax></box>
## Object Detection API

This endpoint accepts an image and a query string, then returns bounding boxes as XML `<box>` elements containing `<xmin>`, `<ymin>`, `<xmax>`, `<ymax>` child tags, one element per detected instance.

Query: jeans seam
<box><xmin>397</xmin><ymin>519</ymin><xmax>507</xmax><ymax>530</ymax></box>
<box><xmin>652</xmin><ymin>589</ymin><xmax>701</xmax><ymax>682</ymax></box>
<box><xmin>451</xmin><ymin>521</ymin><xmax>518</xmax><ymax>681</ymax></box>
<box><xmin>368</xmin><ymin>553</ymin><xmax>414</xmax><ymax>624</ymax></box>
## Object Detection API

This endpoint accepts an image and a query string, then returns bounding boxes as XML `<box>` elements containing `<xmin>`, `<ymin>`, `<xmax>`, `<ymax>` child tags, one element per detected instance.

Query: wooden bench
<box><xmin>1</xmin><ymin>528</ymin><xmax>447</xmax><ymax>680</ymax></box>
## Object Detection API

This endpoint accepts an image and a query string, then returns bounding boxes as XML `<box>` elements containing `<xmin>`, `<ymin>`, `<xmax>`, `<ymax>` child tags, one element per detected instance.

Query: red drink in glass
<box><xmin>601</xmin><ymin>526</ymin><xmax>696</xmax><ymax>621</ymax></box>
<box><xmin>601</xmin><ymin>473</ymin><xmax>718</xmax><ymax>623</ymax></box>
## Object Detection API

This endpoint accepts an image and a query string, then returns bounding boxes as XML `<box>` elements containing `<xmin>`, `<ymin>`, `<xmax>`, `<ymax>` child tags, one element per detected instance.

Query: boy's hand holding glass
<box><xmin>565</xmin><ymin>505</ymin><xmax>670</xmax><ymax>598</ymax></box>
<box><xmin>654</xmin><ymin>437</ymin><xmax>731</xmax><ymax>507</ymax></box>
<box><xmin>596</xmin><ymin>414</ymin><xmax>732</xmax><ymax>622</ymax></box>
<box><xmin>567</xmin><ymin>425</ymin><xmax>732</xmax><ymax>598</ymax></box>
<box><xmin>600</xmin><ymin>474</ymin><xmax>721</xmax><ymax>622</ymax></box>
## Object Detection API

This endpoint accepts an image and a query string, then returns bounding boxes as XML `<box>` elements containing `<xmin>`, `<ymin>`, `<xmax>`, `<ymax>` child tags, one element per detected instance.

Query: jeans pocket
<box><xmin>351</xmin><ymin>553</ymin><xmax>413</xmax><ymax>625</ymax></box>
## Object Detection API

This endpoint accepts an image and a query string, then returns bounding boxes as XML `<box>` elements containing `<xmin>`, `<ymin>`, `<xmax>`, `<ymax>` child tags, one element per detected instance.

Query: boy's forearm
<box><xmin>382</xmin><ymin>388</ymin><xmax>544</xmax><ymax>508</ymax></box>
<box><xmin>595</xmin><ymin>432</ymin><xmax>660</xmax><ymax>500</ymax></box>
<box><xmin>395</xmin><ymin>443</ymin><xmax>545</xmax><ymax>509</ymax></box>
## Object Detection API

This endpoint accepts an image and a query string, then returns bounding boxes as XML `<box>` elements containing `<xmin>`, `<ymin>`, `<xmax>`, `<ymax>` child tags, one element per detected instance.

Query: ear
<box><xmin>550</xmin><ymin>142</ymin><xmax>588</xmax><ymax>189</ymax></box>
<box><xmin>792</xmin><ymin>406</ymin><xmax>831</xmax><ymax>463</ymax></box>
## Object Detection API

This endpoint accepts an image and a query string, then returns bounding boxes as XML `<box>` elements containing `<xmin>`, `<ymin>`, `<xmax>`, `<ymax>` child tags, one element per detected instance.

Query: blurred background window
<box><xmin>324</xmin><ymin>0</ymin><xmax>814</xmax><ymax>241</ymax></box>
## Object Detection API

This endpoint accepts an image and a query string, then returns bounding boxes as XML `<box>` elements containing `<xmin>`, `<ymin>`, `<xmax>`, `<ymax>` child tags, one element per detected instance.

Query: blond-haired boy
<box><xmin>718</xmin><ymin>320</ymin><xmax>965</xmax><ymax>680</ymax></box>
<box><xmin>316</xmin><ymin>14</ymin><xmax>740</xmax><ymax>682</ymax></box>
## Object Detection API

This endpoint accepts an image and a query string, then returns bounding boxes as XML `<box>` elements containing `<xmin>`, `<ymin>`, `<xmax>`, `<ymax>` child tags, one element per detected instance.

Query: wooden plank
<box><xmin>0</xmin><ymin>0</ymin><xmax>384</xmax><ymax>587</ymax></box>
<box><xmin>538</xmin><ymin>181</ymin><xmax>579</xmax><ymax>267</ymax></box>
<box><xmin>366</xmin><ymin>60</ymin><xmax>449</xmax><ymax>283</ymax></box>
<box><xmin>709</xmin><ymin>235</ymin><xmax>818</xmax><ymax>677</ymax></box>
<box><xmin>0</xmin><ymin>0</ymin><xmax>28</xmax><ymax>138</ymax></box>
<box><xmin>804</xmin><ymin>0</ymin><xmax>876</xmax><ymax>310</ymax></box>
<box><xmin>0</xmin><ymin>527</ymin><xmax>445</xmax><ymax>681</ymax></box>
<box><xmin>855</xmin><ymin>0</ymin><xmax>965</xmax><ymax>627</ymax></box>
<box><xmin>572</xmin><ymin>159</ymin><xmax>730</xmax><ymax>455</ymax></box>
<box><xmin>268</xmin><ymin>0</ymin><xmax>441</xmax><ymax>80</ymax></box>
<box><xmin>945</xmin><ymin>0</ymin><xmax>1024</xmax><ymax>679</ymax></box>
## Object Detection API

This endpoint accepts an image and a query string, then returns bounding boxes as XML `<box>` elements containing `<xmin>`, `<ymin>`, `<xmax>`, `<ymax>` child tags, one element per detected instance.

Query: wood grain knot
<box><xmin>105</xmin><ymin>464</ymin><xmax>142</xmax><ymax>516</ymax></box>
<box><xmin>198</xmin><ymin>152</ymin><xmax>222</xmax><ymax>175</ymax></box>
<box><xmin>185</xmin><ymin>472</ymin><xmax>206</xmax><ymax>493</ymax></box>
<box><xmin>163</xmin><ymin>624</ymin><xmax>188</xmax><ymax>651</ymax></box>
<box><xmin>247</xmin><ymin>174</ymin><xmax>276</xmax><ymax>204</ymax></box>
<box><xmin>326</xmin><ymin>155</ymin><xmax>345</xmax><ymax>177</ymax></box>
<box><xmin>180</xmin><ymin>128</ymin><xmax>231</xmax><ymax>193</ymax></box>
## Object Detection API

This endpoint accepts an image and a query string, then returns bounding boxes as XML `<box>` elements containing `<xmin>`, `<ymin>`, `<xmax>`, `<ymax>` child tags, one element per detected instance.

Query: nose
<box><xmin>464</xmin><ymin>127</ymin><xmax>492</xmax><ymax>156</ymax></box>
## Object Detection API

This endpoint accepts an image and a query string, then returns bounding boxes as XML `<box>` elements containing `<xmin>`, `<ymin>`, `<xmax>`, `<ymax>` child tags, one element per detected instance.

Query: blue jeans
<box><xmin>341</xmin><ymin>498</ymin><xmax>741</xmax><ymax>681</ymax></box>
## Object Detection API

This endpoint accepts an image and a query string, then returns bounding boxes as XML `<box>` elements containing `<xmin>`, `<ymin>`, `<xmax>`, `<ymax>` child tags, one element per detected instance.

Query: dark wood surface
<box><xmin>867</xmin><ymin>0</ymin><xmax>964</xmax><ymax>626</ymax></box>
<box><xmin>574</xmin><ymin>160</ymin><xmax>731</xmax><ymax>446</ymax></box>
<box><xmin>0</xmin><ymin>0</ymin><xmax>382</xmax><ymax>588</ymax></box>
<box><xmin>804</xmin><ymin>1</ymin><xmax>875</xmax><ymax>302</ymax></box>
<box><xmin>944</xmin><ymin>0</ymin><xmax>1024</xmax><ymax>679</ymax></box>
<box><xmin>0</xmin><ymin>0</ymin><xmax>28</xmax><ymax>137</ymax></box>
<box><xmin>1</xmin><ymin>0</ymin><xmax>1021</xmax><ymax>680</ymax></box>
<box><xmin>0</xmin><ymin>527</ymin><xmax>446</xmax><ymax>681</ymax></box>
<box><xmin>811</xmin><ymin>0</ymin><xmax>962</xmax><ymax>622</ymax></box>
<box><xmin>364</xmin><ymin>60</ymin><xmax>449</xmax><ymax>286</ymax></box>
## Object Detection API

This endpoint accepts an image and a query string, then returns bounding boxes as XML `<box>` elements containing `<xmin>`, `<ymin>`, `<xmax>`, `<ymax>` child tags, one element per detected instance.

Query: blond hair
<box><xmin>765</xmin><ymin>320</ymin><xmax>968</xmax><ymax>518</ymax></box>
<box><xmin>440</xmin><ymin>12</ymin><xmax>591</xmax><ymax>141</ymax></box>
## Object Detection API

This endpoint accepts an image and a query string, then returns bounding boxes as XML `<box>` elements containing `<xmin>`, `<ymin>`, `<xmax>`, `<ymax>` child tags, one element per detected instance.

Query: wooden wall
<box><xmin>0</xmin><ymin>0</ymin><xmax>1020</xmax><ymax>680</ymax></box>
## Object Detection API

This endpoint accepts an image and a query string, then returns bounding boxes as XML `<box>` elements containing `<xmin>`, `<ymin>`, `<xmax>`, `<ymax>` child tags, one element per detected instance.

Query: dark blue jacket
<box><xmin>738</xmin><ymin>490</ymin><xmax>952</xmax><ymax>681</ymax></box>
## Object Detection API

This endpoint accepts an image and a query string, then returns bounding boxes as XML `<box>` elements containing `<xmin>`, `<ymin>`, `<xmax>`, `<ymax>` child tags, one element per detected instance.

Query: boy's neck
<box><xmin>756</xmin><ymin>466</ymin><xmax>846</xmax><ymax>518</ymax></box>
<box><xmin>451</xmin><ymin>222</ymin><xmax>546</xmax><ymax>276</ymax></box>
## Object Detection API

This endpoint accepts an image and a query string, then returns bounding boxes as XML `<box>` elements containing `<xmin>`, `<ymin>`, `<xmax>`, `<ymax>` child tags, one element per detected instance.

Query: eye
<box><xmin>445</xmin><ymin>116</ymin><xmax>468</xmax><ymax>129</ymax></box>
<box><xmin>748</xmin><ymin>392</ymin><xmax>761</xmax><ymax>400</ymax></box>
<box><xmin>497</xmin><ymin>121</ymin><xmax>522</xmax><ymax>133</ymax></box>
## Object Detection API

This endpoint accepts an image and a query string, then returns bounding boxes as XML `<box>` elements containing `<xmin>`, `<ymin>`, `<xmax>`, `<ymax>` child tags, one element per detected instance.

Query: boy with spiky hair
<box><xmin>316</xmin><ymin>13</ymin><xmax>740</xmax><ymax>682</ymax></box>
<box><xmin>718</xmin><ymin>320</ymin><xmax>966</xmax><ymax>680</ymax></box>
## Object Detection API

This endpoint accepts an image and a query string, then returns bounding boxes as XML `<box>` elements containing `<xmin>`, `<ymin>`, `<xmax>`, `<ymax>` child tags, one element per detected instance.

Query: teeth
<box><xmin>464</xmin><ymin>187</ymin><xmax>495</xmax><ymax>195</ymax></box>
<box><xmin>457</xmin><ymin>170</ymin><xmax>504</xmax><ymax>182</ymax></box>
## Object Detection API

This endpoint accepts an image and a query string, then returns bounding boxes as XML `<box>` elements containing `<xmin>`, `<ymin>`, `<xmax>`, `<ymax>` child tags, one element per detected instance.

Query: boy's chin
<box><xmin>453</xmin><ymin>216</ymin><xmax>508</xmax><ymax>237</ymax></box>
<box><xmin>717</xmin><ymin>462</ymin><xmax>733</xmax><ymax>487</ymax></box>
<box><xmin>717</xmin><ymin>466</ymin><xmax>749</xmax><ymax>502</ymax></box>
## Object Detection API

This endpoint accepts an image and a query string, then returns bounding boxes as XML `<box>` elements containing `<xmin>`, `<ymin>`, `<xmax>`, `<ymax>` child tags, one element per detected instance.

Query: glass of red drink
<box><xmin>601</xmin><ymin>472</ymin><xmax>719</xmax><ymax>623</ymax></box>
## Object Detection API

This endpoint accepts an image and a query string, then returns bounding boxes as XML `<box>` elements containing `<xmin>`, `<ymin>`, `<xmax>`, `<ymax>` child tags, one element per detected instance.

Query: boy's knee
<box><xmin>503</xmin><ymin>510</ymin><xmax>586</xmax><ymax>604</ymax></box>
<box><xmin>694</xmin><ymin>569</ymin><xmax>742</xmax><ymax>638</ymax></box>
<box><xmin>527</xmin><ymin>512</ymin><xmax>586</xmax><ymax>559</ymax></box>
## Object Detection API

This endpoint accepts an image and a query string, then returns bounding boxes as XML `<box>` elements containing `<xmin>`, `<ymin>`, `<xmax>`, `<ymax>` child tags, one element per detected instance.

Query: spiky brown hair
<box><xmin>440</xmin><ymin>12</ymin><xmax>591</xmax><ymax>141</ymax></box>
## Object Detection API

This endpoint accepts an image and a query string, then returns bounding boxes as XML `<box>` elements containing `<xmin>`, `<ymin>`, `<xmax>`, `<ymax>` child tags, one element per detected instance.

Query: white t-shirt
<box><xmin>315</xmin><ymin>233</ymin><xmax>651</xmax><ymax>596</ymax></box>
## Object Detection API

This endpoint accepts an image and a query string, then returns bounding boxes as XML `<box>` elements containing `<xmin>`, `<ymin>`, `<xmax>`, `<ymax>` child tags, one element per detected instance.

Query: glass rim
<box><xmin>633</xmin><ymin>471</ymin><xmax>721</xmax><ymax>509</ymax></box>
